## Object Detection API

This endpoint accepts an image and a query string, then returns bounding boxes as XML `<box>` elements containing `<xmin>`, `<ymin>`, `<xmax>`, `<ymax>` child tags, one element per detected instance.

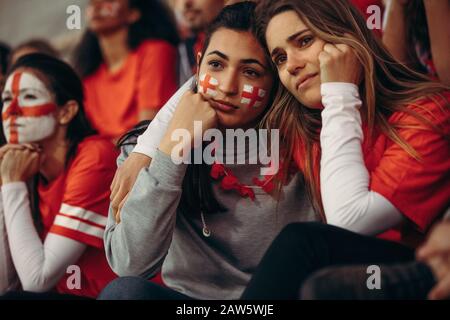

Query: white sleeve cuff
<box><xmin>321</xmin><ymin>82</ymin><xmax>360</xmax><ymax>97</ymax></box>
<box><xmin>1</xmin><ymin>182</ymin><xmax>27</xmax><ymax>194</ymax></box>
<box><xmin>132</xmin><ymin>77</ymin><xmax>194</xmax><ymax>158</ymax></box>
<box><xmin>132</xmin><ymin>144</ymin><xmax>156</xmax><ymax>159</ymax></box>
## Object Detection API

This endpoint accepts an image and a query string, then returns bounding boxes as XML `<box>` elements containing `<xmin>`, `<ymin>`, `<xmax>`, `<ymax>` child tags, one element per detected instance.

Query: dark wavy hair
<box><xmin>73</xmin><ymin>0</ymin><xmax>179</xmax><ymax>78</ymax></box>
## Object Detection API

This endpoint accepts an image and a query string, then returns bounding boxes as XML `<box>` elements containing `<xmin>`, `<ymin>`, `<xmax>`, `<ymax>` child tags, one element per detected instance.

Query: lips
<box><xmin>296</xmin><ymin>73</ymin><xmax>319</xmax><ymax>91</ymax></box>
<box><xmin>210</xmin><ymin>99</ymin><xmax>239</xmax><ymax>112</ymax></box>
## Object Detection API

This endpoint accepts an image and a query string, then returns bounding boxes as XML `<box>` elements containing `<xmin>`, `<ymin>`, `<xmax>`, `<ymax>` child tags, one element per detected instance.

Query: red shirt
<box><xmin>38</xmin><ymin>136</ymin><xmax>119</xmax><ymax>298</ymax></box>
<box><xmin>293</xmin><ymin>91</ymin><xmax>450</xmax><ymax>248</ymax></box>
<box><xmin>83</xmin><ymin>40</ymin><xmax>177</xmax><ymax>140</ymax></box>
<box><xmin>364</xmin><ymin>92</ymin><xmax>450</xmax><ymax>247</ymax></box>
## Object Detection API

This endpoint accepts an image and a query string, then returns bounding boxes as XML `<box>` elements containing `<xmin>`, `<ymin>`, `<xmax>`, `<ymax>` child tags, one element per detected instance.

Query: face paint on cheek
<box><xmin>198</xmin><ymin>73</ymin><xmax>219</xmax><ymax>97</ymax></box>
<box><xmin>2</xmin><ymin>72</ymin><xmax>22</xmax><ymax>143</ymax></box>
<box><xmin>2</xmin><ymin>72</ymin><xmax>57</xmax><ymax>144</ymax></box>
<box><xmin>3</xmin><ymin>116</ymin><xmax>57</xmax><ymax>144</ymax></box>
<box><xmin>240</xmin><ymin>84</ymin><xmax>267</xmax><ymax>109</ymax></box>
<box><xmin>16</xmin><ymin>116</ymin><xmax>57</xmax><ymax>144</ymax></box>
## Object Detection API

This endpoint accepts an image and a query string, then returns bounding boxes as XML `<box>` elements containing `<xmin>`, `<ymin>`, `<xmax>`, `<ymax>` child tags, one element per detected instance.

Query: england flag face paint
<box><xmin>198</xmin><ymin>74</ymin><xmax>219</xmax><ymax>97</ymax></box>
<box><xmin>1</xmin><ymin>72</ymin><xmax>57</xmax><ymax>144</ymax></box>
<box><xmin>240</xmin><ymin>85</ymin><xmax>267</xmax><ymax>108</ymax></box>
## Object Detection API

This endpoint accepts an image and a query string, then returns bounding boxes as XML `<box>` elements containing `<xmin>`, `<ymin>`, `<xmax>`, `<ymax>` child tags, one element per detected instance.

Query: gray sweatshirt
<box><xmin>104</xmin><ymin>144</ymin><xmax>319</xmax><ymax>299</ymax></box>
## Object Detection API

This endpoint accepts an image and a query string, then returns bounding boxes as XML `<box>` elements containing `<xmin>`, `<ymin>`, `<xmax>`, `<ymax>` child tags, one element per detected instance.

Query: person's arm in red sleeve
<box><xmin>49</xmin><ymin>140</ymin><xmax>118</xmax><ymax>249</ymax></box>
<box><xmin>370</xmin><ymin>101</ymin><xmax>450</xmax><ymax>233</ymax></box>
<box><xmin>137</xmin><ymin>41</ymin><xmax>178</xmax><ymax>122</ymax></box>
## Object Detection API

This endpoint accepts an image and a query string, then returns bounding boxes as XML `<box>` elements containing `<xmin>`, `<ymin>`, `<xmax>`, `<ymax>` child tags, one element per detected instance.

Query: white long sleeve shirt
<box><xmin>133</xmin><ymin>77</ymin><xmax>193</xmax><ymax>157</ymax></box>
<box><xmin>320</xmin><ymin>83</ymin><xmax>404</xmax><ymax>235</ymax></box>
<box><xmin>0</xmin><ymin>182</ymin><xmax>86</xmax><ymax>294</ymax></box>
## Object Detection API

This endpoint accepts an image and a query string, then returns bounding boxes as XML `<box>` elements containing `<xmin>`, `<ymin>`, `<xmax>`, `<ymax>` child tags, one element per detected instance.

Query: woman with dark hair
<box><xmin>99</xmin><ymin>1</ymin><xmax>318</xmax><ymax>300</ymax></box>
<box><xmin>0</xmin><ymin>54</ymin><xmax>117</xmax><ymax>298</ymax></box>
<box><xmin>383</xmin><ymin>0</ymin><xmax>450</xmax><ymax>85</ymax></box>
<box><xmin>73</xmin><ymin>0</ymin><xmax>179</xmax><ymax>141</ymax></box>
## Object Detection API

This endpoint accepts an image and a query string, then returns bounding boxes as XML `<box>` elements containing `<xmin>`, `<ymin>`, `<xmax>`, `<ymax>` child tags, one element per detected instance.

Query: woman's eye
<box><xmin>244</xmin><ymin>69</ymin><xmax>261</xmax><ymax>78</ymax></box>
<box><xmin>1</xmin><ymin>97</ymin><xmax>12</xmax><ymax>104</ymax></box>
<box><xmin>298</xmin><ymin>36</ymin><xmax>314</xmax><ymax>47</ymax></box>
<box><xmin>208</xmin><ymin>60</ymin><xmax>223</xmax><ymax>70</ymax></box>
<box><xmin>274</xmin><ymin>54</ymin><xmax>287</xmax><ymax>67</ymax></box>
<box><xmin>24</xmin><ymin>94</ymin><xmax>37</xmax><ymax>100</ymax></box>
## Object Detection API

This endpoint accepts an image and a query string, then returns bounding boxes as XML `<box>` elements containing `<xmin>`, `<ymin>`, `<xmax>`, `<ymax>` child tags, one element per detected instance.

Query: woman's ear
<box><xmin>57</xmin><ymin>100</ymin><xmax>79</xmax><ymax>125</ymax></box>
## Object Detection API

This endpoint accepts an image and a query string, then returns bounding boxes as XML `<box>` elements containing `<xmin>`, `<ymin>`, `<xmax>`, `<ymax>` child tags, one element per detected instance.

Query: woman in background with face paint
<box><xmin>0</xmin><ymin>54</ymin><xmax>118</xmax><ymax>299</ymax></box>
<box><xmin>99</xmin><ymin>2</ymin><xmax>318</xmax><ymax>300</ymax></box>
<box><xmin>73</xmin><ymin>0</ymin><xmax>179</xmax><ymax>142</ymax></box>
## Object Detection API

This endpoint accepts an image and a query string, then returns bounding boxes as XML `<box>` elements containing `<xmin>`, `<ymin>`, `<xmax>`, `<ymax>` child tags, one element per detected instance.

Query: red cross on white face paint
<box><xmin>1</xmin><ymin>72</ymin><xmax>57</xmax><ymax>144</ymax></box>
<box><xmin>240</xmin><ymin>85</ymin><xmax>267</xmax><ymax>108</ymax></box>
<box><xmin>198</xmin><ymin>74</ymin><xmax>219</xmax><ymax>97</ymax></box>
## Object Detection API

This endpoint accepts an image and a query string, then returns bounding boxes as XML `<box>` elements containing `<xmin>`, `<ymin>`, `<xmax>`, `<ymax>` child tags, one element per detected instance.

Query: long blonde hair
<box><xmin>256</xmin><ymin>0</ymin><xmax>450</xmax><ymax>219</ymax></box>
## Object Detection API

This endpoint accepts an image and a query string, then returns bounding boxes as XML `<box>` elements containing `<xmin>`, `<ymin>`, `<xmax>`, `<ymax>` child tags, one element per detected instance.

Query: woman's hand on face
<box><xmin>0</xmin><ymin>144</ymin><xmax>41</xmax><ymax>185</ymax></box>
<box><xmin>318</xmin><ymin>43</ymin><xmax>363</xmax><ymax>85</ymax></box>
<box><xmin>170</xmin><ymin>91</ymin><xmax>218</xmax><ymax>133</ymax></box>
<box><xmin>159</xmin><ymin>91</ymin><xmax>218</xmax><ymax>156</ymax></box>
